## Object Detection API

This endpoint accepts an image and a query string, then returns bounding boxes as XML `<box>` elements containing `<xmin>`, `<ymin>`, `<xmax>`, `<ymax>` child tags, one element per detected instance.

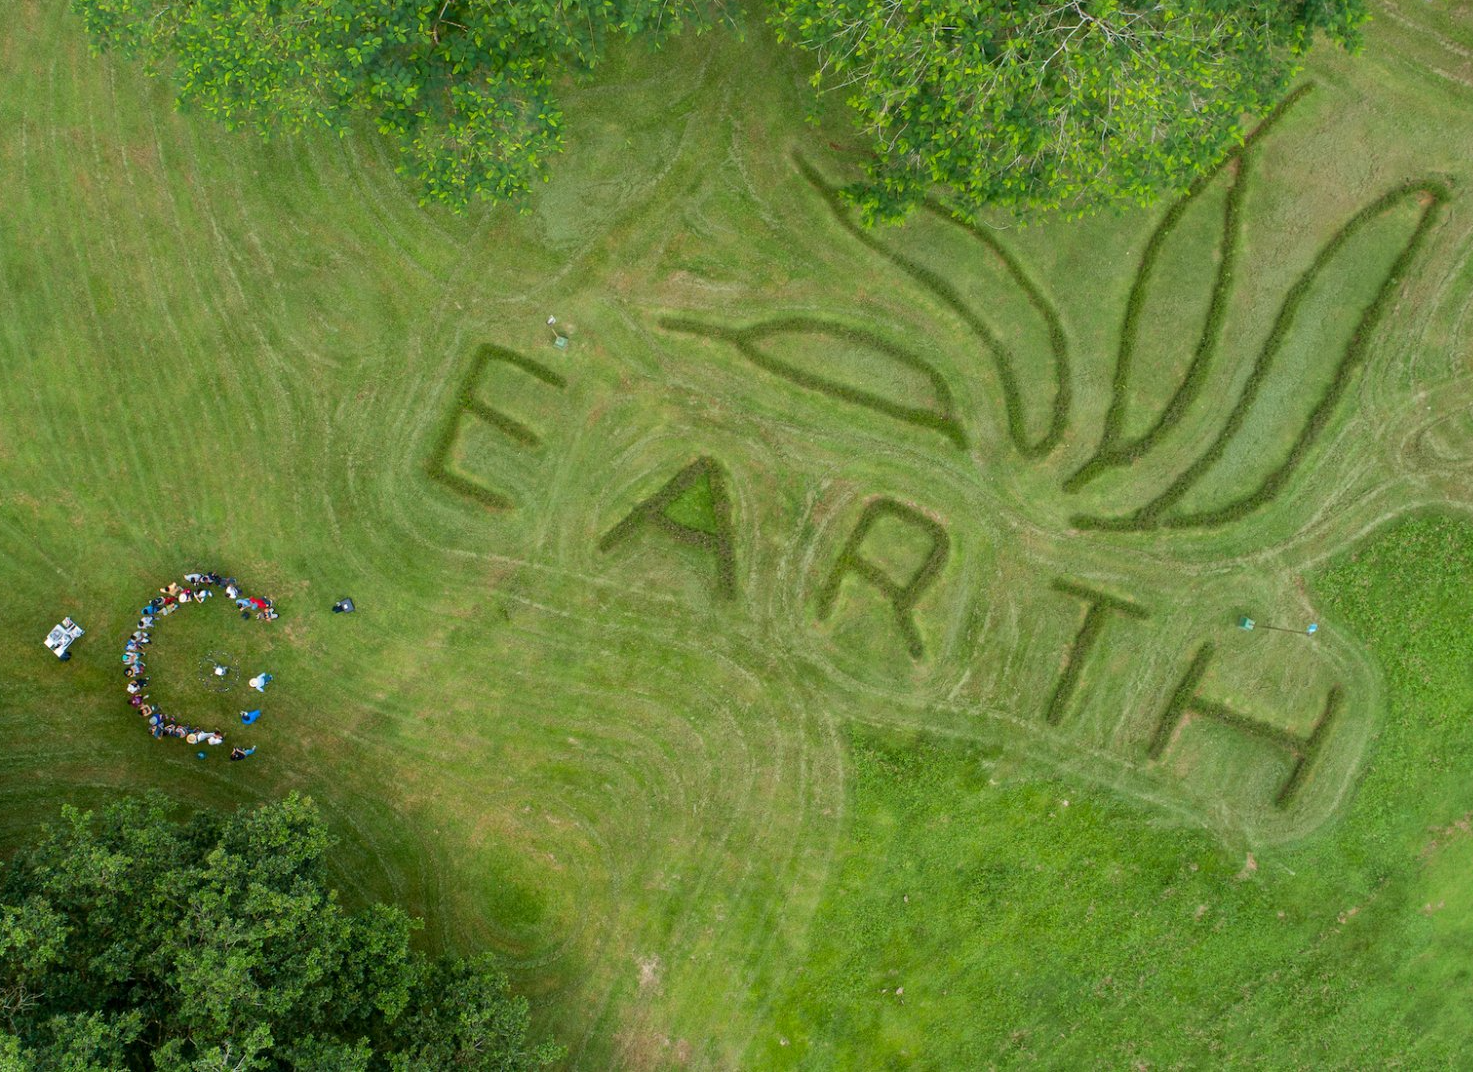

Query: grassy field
<box><xmin>4</xmin><ymin>0</ymin><xmax>1473</xmax><ymax>1066</ymax></box>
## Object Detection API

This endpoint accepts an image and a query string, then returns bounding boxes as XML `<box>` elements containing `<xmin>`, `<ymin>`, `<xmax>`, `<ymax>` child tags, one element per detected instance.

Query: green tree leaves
<box><xmin>0</xmin><ymin>795</ymin><xmax>557</xmax><ymax>1071</ymax></box>
<box><xmin>768</xmin><ymin>0</ymin><xmax>1368</xmax><ymax>221</ymax></box>
<box><xmin>383</xmin><ymin>956</ymin><xmax>561</xmax><ymax>1072</ymax></box>
<box><xmin>73</xmin><ymin>0</ymin><xmax>1367</xmax><ymax>219</ymax></box>
<box><xmin>72</xmin><ymin>0</ymin><xmax>730</xmax><ymax>211</ymax></box>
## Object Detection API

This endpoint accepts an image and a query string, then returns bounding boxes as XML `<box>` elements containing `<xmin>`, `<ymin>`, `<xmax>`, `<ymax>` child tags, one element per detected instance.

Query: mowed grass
<box><xmin>3</xmin><ymin>0</ymin><xmax>1473</xmax><ymax>1067</ymax></box>
<box><xmin>768</xmin><ymin>514</ymin><xmax>1473</xmax><ymax>1067</ymax></box>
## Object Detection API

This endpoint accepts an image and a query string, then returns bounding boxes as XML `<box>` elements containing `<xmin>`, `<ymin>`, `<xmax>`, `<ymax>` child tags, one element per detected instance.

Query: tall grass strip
<box><xmin>1044</xmin><ymin>581</ymin><xmax>1150</xmax><ymax>725</ymax></box>
<box><xmin>1075</xmin><ymin>180</ymin><xmax>1447</xmax><ymax>532</ymax></box>
<box><xmin>425</xmin><ymin>344</ymin><xmax>568</xmax><ymax>510</ymax></box>
<box><xmin>1276</xmin><ymin>688</ymin><xmax>1344</xmax><ymax>806</ymax></box>
<box><xmin>1065</xmin><ymin>84</ymin><xmax>1314</xmax><ymax>492</ymax></box>
<box><xmin>1162</xmin><ymin>186</ymin><xmax>1448</xmax><ymax>529</ymax></box>
<box><xmin>793</xmin><ymin>155</ymin><xmax>1065</xmax><ymax>458</ymax></box>
<box><xmin>598</xmin><ymin>456</ymin><xmax>738</xmax><ymax>600</ymax></box>
<box><xmin>662</xmin><ymin>315</ymin><xmax>967</xmax><ymax>449</ymax></box>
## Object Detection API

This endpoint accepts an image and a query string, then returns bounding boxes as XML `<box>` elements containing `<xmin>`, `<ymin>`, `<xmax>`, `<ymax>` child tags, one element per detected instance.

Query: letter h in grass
<box><xmin>1147</xmin><ymin>644</ymin><xmax>1342</xmax><ymax>807</ymax></box>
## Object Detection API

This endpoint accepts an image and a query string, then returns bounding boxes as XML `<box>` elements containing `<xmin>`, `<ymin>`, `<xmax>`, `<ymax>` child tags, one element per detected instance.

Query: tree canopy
<box><xmin>72</xmin><ymin>0</ymin><xmax>728</xmax><ymax>210</ymax></box>
<box><xmin>768</xmin><ymin>0</ymin><xmax>1369</xmax><ymax>221</ymax></box>
<box><xmin>0</xmin><ymin>794</ymin><xmax>559</xmax><ymax>1072</ymax></box>
<box><xmin>72</xmin><ymin>0</ymin><xmax>1369</xmax><ymax>220</ymax></box>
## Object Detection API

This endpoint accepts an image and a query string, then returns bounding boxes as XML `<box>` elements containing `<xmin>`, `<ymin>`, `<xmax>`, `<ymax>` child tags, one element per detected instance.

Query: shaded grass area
<box><xmin>768</xmin><ymin>512</ymin><xmax>1473</xmax><ymax>1068</ymax></box>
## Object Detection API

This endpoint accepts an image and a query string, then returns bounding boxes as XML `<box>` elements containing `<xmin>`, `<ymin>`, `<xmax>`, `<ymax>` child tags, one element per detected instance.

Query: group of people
<box><xmin>123</xmin><ymin>571</ymin><xmax>278</xmax><ymax>762</ymax></box>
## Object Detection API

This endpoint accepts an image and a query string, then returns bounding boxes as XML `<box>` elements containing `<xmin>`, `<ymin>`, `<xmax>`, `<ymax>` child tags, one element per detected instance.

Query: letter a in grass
<box><xmin>598</xmin><ymin>457</ymin><xmax>737</xmax><ymax>599</ymax></box>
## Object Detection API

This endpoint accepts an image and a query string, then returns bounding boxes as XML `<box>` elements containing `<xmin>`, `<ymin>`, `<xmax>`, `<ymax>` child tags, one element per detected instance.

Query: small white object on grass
<box><xmin>43</xmin><ymin>619</ymin><xmax>84</xmax><ymax>658</ymax></box>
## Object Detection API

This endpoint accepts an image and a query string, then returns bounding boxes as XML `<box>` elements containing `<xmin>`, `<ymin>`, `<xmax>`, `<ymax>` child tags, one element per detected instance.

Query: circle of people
<box><xmin>124</xmin><ymin>571</ymin><xmax>278</xmax><ymax>762</ymax></box>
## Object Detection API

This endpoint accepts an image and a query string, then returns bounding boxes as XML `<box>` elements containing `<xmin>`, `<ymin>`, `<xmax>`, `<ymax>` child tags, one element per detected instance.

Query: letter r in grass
<box><xmin>816</xmin><ymin>498</ymin><xmax>949</xmax><ymax>660</ymax></box>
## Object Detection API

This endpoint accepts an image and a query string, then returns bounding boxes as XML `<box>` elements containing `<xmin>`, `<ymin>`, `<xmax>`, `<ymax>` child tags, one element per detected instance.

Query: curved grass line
<box><xmin>1075</xmin><ymin>180</ymin><xmax>1449</xmax><ymax>533</ymax></box>
<box><xmin>1160</xmin><ymin>186</ymin><xmax>1448</xmax><ymax>530</ymax></box>
<box><xmin>1066</xmin><ymin>83</ymin><xmax>1315</xmax><ymax>493</ymax></box>
<box><xmin>921</xmin><ymin>201</ymin><xmax>1073</xmax><ymax>454</ymax></box>
<box><xmin>793</xmin><ymin>155</ymin><xmax>1063</xmax><ymax>458</ymax></box>
<box><xmin>661</xmin><ymin>314</ymin><xmax>968</xmax><ymax>449</ymax></box>
<box><xmin>1065</xmin><ymin>160</ymin><xmax>1241</xmax><ymax>489</ymax></box>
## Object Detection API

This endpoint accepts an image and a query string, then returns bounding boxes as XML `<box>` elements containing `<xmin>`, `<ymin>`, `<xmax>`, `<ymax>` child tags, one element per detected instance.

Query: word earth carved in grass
<box><xmin>589</xmin><ymin>454</ymin><xmax>1355</xmax><ymax>821</ymax></box>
